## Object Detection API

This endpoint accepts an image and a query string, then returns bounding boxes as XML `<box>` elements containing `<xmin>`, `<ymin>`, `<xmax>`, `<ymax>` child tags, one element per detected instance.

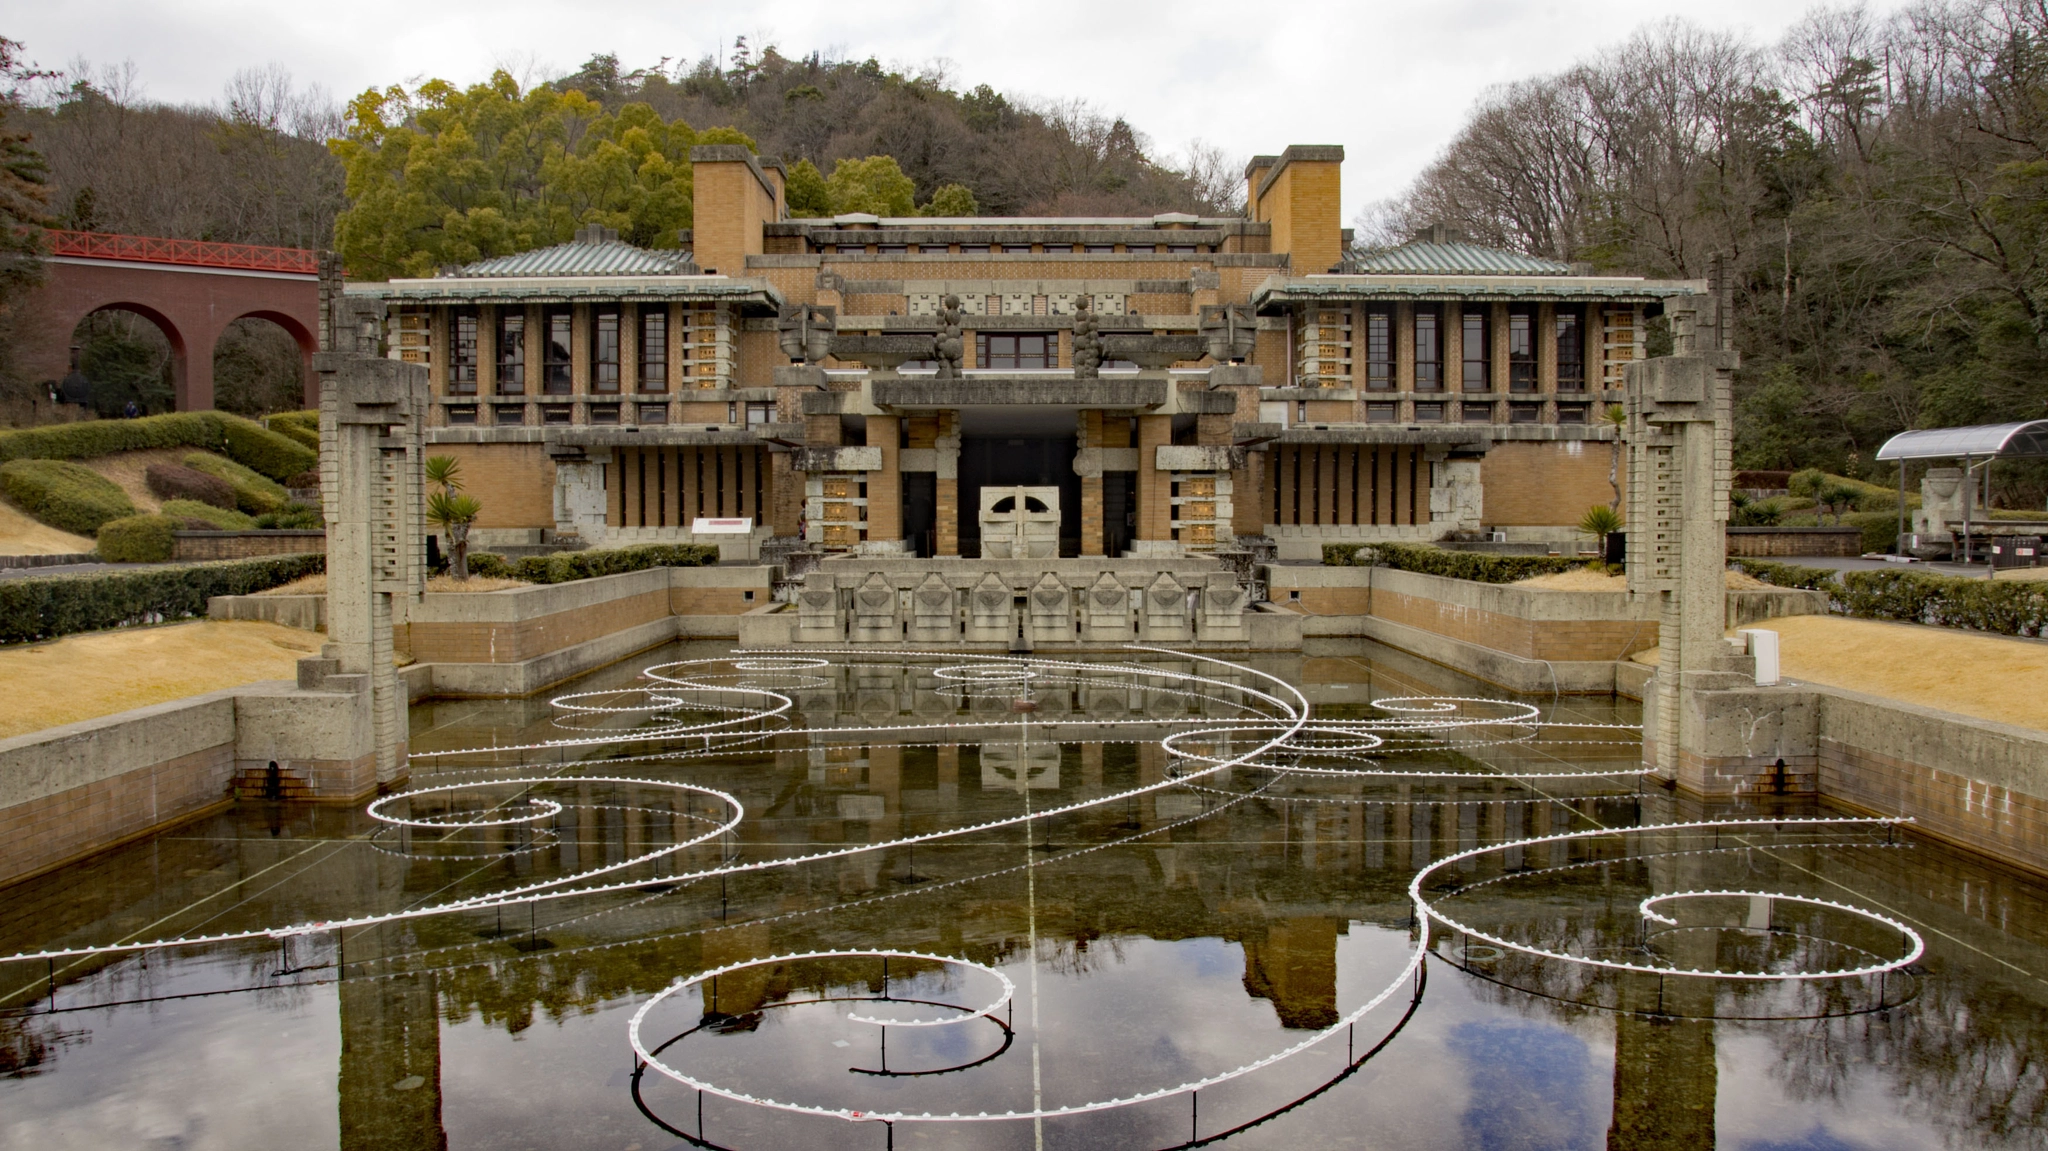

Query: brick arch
<box><xmin>19</xmin><ymin>236</ymin><xmax>323</xmax><ymax>412</ymax></box>
<box><xmin>220</xmin><ymin>308</ymin><xmax>321</xmax><ymax>408</ymax></box>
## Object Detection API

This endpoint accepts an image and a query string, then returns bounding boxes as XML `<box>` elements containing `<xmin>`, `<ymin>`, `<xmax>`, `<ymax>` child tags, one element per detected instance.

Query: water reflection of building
<box><xmin>1607</xmin><ymin>1013</ymin><xmax>1716</xmax><ymax>1150</ymax></box>
<box><xmin>1239</xmin><ymin>916</ymin><xmax>1342</xmax><ymax>1029</ymax></box>
<box><xmin>338</xmin><ymin>971</ymin><xmax>447</xmax><ymax>1151</ymax></box>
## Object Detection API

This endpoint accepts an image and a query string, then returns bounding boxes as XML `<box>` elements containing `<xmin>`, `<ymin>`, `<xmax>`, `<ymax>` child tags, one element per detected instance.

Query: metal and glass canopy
<box><xmin>1875</xmin><ymin>420</ymin><xmax>2048</xmax><ymax>461</ymax></box>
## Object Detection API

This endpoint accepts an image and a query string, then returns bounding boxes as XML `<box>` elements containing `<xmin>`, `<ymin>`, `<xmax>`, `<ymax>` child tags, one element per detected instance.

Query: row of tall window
<box><xmin>446</xmin><ymin>306</ymin><xmax>675</xmax><ymax>396</ymax></box>
<box><xmin>1361</xmin><ymin>305</ymin><xmax>1584</xmax><ymax>392</ymax></box>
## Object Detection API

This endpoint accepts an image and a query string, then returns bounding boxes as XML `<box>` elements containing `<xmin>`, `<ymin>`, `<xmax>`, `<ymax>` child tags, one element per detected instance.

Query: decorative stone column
<box><xmin>1431</xmin><ymin>457</ymin><xmax>1483</xmax><ymax>531</ymax></box>
<box><xmin>965</xmin><ymin>572</ymin><xmax>1013</xmax><ymax>643</ymax></box>
<box><xmin>550</xmin><ymin>450</ymin><xmax>610</xmax><ymax>547</ymax></box>
<box><xmin>1199</xmin><ymin>573</ymin><xmax>1248</xmax><ymax>641</ymax></box>
<box><xmin>909</xmin><ymin>572</ymin><xmax>957</xmax><ymax>643</ymax></box>
<box><xmin>317</xmin><ymin>353</ymin><xmax>427</xmax><ymax>787</ymax></box>
<box><xmin>850</xmin><ymin>572</ymin><xmax>899</xmax><ymax>643</ymax></box>
<box><xmin>1138</xmin><ymin>571</ymin><xmax>1192</xmax><ymax>641</ymax></box>
<box><xmin>1627</xmin><ymin>281</ymin><xmax>1755</xmax><ymax>787</ymax></box>
<box><xmin>1027</xmin><ymin>573</ymin><xmax>1071</xmax><ymax>644</ymax></box>
<box><xmin>1082</xmin><ymin>572</ymin><xmax>1132</xmax><ymax>642</ymax></box>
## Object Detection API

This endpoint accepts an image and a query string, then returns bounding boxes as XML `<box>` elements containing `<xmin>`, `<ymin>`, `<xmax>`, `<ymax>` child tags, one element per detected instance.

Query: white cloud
<box><xmin>16</xmin><ymin>0</ymin><xmax>1907</xmax><ymax>219</ymax></box>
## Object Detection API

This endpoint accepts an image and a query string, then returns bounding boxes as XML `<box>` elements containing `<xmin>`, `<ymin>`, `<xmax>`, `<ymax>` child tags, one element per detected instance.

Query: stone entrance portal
<box><xmin>957</xmin><ymin>435</ymin><xmax>1079</xmax><ymax>557</ymax></box>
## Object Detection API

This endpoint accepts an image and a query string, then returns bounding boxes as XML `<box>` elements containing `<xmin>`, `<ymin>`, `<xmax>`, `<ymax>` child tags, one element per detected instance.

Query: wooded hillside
<box><xmin>1367</xmin><ymin>1</ymin><xmax>2048</xmax><ymax>502</ymax></box>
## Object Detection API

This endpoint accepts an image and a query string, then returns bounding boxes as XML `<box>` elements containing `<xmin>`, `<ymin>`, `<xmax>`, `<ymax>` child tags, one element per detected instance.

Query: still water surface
<box><xmin>1</xmin><ymin>640</ymin><xmax>2043</xmax><ymax>1149</ymax></box>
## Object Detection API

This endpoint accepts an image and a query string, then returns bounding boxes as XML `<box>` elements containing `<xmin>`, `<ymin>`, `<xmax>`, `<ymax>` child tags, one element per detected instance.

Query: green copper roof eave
<box><xmin>1251</xmin><ymin>275</ymin><xmax>1699</xmax><ymax>312</ymax></box>
<box><xmin>458</xmin><ymin>239</ymin><xmax>694</xmax><ymax>277</ymax></box>
<box><xmin>350</xmin><ymin>276</ymin><xmax>785</xmax><ymax>311</ymax></box>
<box><xmin>1348</xmin><ymin>241</ymin><xmax>1572</xmax><ymax>275</ymax></box>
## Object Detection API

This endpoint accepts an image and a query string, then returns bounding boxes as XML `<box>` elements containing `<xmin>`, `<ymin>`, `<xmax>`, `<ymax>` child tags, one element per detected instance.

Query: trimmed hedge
<box><xmin>1729</xmin><ymin>559</ymin><xmax>1839</xmax><ymax>590</ymax></box>
<box><xmin>161</xmin><ymin>499</ymin><xmax>257</xmax><ymax>530</ymax></box>
<box><xmin>0</xmin><ymin>553</ymin><xmax>326</xmax><ymax>644</ymax></box>
<box><xmin>95</xmin><ymin>514</ymin><xmax>179</xmax><ymax>562</ymax></box>
<box><xmin>1338</xmin><ymin>541</ymin><xmax>1584</xmax><ymax>584</ymax></box>
<box><xmin>145</xmin><ymin>462</ymin><xmax>237</xmax><ymax>510</ymax></box>
<box><xmin>255</xmin><ymin>502</ymin><xmax>323</xmax><ymax>530</ymax></box>
<box><xmin>1735</xmin><ymin>559</ymin><xmax>2047</xmax><ymax>637</ymax></box>
<box><xmin>1837</xmin><ymin>570</ymin><xmax>2048</xmax><ymax>637</ymax></box>
<box><xmin>221</xmin><ymin>416</ymin><xmax>316</xmax><ymax>480</ymax></box>
<box><xmin>0</xmin><ymin>411</ymin><xmax>314</xmax><ymax>481</ymax></box>
<box><xmin>0</xmin><ymin>459</ymin><xmax>136</xmax><ymax>535</ymax></box>
<box><xmin>264</xmin><ymin>410</ymin><xmax>320</xmax><ymax>451</ymax></box>
<box><xmin>184</xmin><ymin>453</ymin><xmax>287</xmax><ymax>514</ymax></box>
<box><xmin>466</xmin><ymin>543</ymin><xmax>719</xmax><ymax>584</ymax></box>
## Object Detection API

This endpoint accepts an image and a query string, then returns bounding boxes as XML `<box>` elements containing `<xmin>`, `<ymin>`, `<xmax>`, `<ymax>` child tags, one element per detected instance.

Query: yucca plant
<box><xmin>424</xmin><ymin>455</ymin><xmax>481</xmax><ymax>579</ymax></box>
<box><xmin>1578</xmin><ymin>504</ymin><xmax>1624</xmax><ymax>553</ymax></box>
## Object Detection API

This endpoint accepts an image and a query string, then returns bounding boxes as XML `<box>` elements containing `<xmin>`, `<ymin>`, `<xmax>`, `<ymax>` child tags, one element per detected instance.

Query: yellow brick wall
<box><xmin>1480</xmin><ymin>440</ymin><xmax>1622</xmax><ymax>527</ymax></box>
<box><xmin>436</xmin><ymin>441</ymin><xmax>556</xmax><ymax>529</ymax></box>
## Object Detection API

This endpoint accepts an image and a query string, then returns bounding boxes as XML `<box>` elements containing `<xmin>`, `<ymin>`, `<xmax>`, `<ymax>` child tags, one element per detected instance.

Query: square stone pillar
<box><xmin>1132</xmin><ymin>414</ymin><xmax>1176</xmax><ymax>555</ymax></box>
<box><xmin>965</xmin><ymin>572</ymin><xmax>1013</xmax><ymax>643</ymax></box>
<box><xmin>909</xmin><ymin>572</ymin><xmax>957</xmax><ymax>642</ymax></box>
<box><xmin>1027</xmin><ymin>573</ymin><xmax>1072</xmax><ymax>644</ymax></box>
<box><xmin>863</xmin><ymin>415</ymin><xmax>904</xmax><ymax>554</ymax></box>
<box><xmin>850</xmin><ymin>572</ymin><xmax>900</xmax><ymax>643</ymax></box>
<box><xmin>1138</xmin><ymin>571</ymin><xmax>1192</xmax><ymax>642</ymax></box>
<box><xmin>316</xmin><ymin>353</ymin><xmax>427</xmax><ymax>787</ymax></box>
<box><xmin>935</xmin><ymin>411</ymin><xmax>960</xmax><ymax>557</ymax></box>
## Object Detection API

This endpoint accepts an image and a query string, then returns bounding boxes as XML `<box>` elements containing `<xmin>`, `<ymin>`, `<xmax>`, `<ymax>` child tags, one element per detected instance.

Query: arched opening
<box><xmin>214</xmin><ymin>312</ymin><xmax>314</xmax><ymax>415</ymax></box>
<box><xmin>70</xmin><ymin>304</ymin><xmax>183</xmax><ymax>418</ymax></box>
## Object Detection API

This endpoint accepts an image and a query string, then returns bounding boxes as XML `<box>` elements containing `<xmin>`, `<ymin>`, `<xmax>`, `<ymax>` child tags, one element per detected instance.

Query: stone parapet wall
<box><xmin>171</xmin><ymin>532</ymin><xmax>325</xmax><ymax>561</ymax></box>
<box><xmin>1725</xmin><ymin>527</ymin><xmax>1865</xmax><ymax>557</ymax></box>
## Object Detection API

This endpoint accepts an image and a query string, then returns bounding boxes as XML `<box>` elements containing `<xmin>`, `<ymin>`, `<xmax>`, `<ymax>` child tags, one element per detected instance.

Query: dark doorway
<box><xmin>1103</xmin><ymin>471</ymin><xmax>1136</xmax><ymax>558</ymax></box>
<box><xmin>958</xmin><ymin>435</ymin><xmax>1080</xmax><ymax>557</ymax></box>
<box><xmin>902</xmin><ymin>472</ymin><xmax>937</xmax><ymax>557</ymax></box>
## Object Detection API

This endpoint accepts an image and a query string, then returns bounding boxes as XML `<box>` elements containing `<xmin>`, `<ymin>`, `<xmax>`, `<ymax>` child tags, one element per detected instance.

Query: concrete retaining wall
<box><xmin>0</xmin><ymin>690</ymin><xmax>241</xmax><ymax>888</ymax></box>
<box><xmin>1815</xmin><ymin>686</ymin><xmax>2048</xmax><ymax>876</ymax></box>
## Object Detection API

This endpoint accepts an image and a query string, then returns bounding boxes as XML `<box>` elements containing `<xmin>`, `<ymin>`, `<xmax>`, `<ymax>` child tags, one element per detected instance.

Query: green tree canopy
<box><xmin>919</xmin><ymin>182</ymin><xmax>978</xmax><ymax>216</ymax></box>
<box><xmin>328</xmin><ymin>71</ymin><xmax>755</xmax><ymax>279</ymax></box>
<box><xmin>824</xmin><ymin>155</ymin><xmax>915</xmax><ymax>216</ymax></box>
<box><xmin>783</xmin><ymin>157</ymin><xmax>831</xmax><ymax>217</ymax></box>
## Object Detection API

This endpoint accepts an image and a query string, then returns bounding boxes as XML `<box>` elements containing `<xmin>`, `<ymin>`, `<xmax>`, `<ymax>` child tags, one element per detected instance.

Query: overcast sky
<box><xmin>17</xmin><ymin>0</ymin><xmax>1899</xmax><ymax>221</ymax></box>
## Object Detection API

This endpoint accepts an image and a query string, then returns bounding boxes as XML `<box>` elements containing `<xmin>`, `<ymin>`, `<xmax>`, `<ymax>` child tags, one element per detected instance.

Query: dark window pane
<box><xmin>445</xmin><ymin>404</ymin><xmax>477</xmax><ymax>425</ymax></box>
<box><xmin>1509</xmin><ymin>402</ymin><xmax>1541</xmax><ymax>424</ymax></box>
<box><xmin>1413</xmin><ymin>307</ymin><xmax>1441</xmax><ymax>391</ymax></box>
<box><xmin>1366</xmin><ymin>402</ymin><xmax>1397</xmax><ymax>423</ymax></box>
<box><xmin>639</xmin><ymin>307</ymin><xmax>667</xmax><ymax>392</ymax></box>
<box><xmin>1459</xmin><ymin>401</ymin><xmax>1492</xmax><ymax>424</ymax></box>
<box><xmin>449</xmin><ymin>311</ymin><xmax>478</xmax><ymax>394</ymax></box>
<box><xmin>1508</xmin><ymin>308</ymin><xmax>1536</xmax><ymax>392</ymax></box>
<box><xmin>495</xmin><ymin>311</ymin><xmax>524</xmax><ymax>395</ymax></box>
<box><xmin>1462</xmin><ymin>310</ymin><xmax>1489</xmax><ymax>392</ymax></box>
<box><xmin>1366</xmin><ymin>310</ymin><xmax>1392</xmax><ymax>390</ymax></box>
<box><xmin>542</xmin><ymin>403</ymin><xmax>573</xmax><ymax>425</ymax></box>
<box><xmin>1556</xmin><ymin>403</ymin><xmax>1588</xmax><ymax>424</ymax></box>
<box><xmin>544</xmin><ymin>312</ymin><xmax>572</xmax><ymax>394</ymax></box>
<box><xmin>592</xmin><ymin>310</ymin><xmax>620</xmax><ymax>393</ymax></box>
<box><xmin>1414</xmin><ymin>402</ymin><xmax>1444</xmax><ymax>423</ymax></box>
<box><xmin>1556</xmin><ymin>308</ymin><xmax>1584</xmax><ymax>390</ymax></box>
<box><xmin>589</xmin><ymin>403</ymin><xmax>620</xmax><ymax>425</ymax></box>
<box><xmin>494</xmin><ymin>404</ymin><xmax>526</xmax><ymax>426</ymax></box>
<box><xmin>638</xmin><ymin>403</ymin><xmax>669</xmax><ymax>424</ymax></box>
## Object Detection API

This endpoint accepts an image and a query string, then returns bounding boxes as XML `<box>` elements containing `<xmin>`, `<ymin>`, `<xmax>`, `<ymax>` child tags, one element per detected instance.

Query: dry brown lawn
<box><xmin>1516</xmin><ymin>569</ymin><xmax>1770</xmax><ymax>592</ymax></box>
<box><xmin>258</xmin><ymin>573</ymin><xmax>528</xmax><ymax>596</ymax></box>
<box><xmin>1633</xmin><ymin>614</ymin><xmax>2046</xmax><ymax>731</ymax></box>
<box><xmin>0</xmin><ymin>498</ymin><xmax>94</xmax><ymax>555</ymax></box>
<box><xmin>81</xmin><ymin>448</ymin><xmax>195</xmax><ymax>514</ymax></box>
<box><xmin>0</xmin><ymin>620</ymin><xmax>325</xmax><ymax>740</ymax></box>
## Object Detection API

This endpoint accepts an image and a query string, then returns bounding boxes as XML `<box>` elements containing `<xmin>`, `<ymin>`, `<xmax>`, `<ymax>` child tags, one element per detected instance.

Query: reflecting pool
<box><xmin>2</xmin><ymin>640</ymin><xmax>2045</xmax><ymax>1150</ymax></box>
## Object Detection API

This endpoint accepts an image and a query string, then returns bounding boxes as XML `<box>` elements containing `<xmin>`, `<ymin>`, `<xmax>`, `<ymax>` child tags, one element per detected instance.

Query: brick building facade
<box><xmin>346</xmin><ymin>144</ymin><xmax>1698</xmax><ymax>559</ymax></box>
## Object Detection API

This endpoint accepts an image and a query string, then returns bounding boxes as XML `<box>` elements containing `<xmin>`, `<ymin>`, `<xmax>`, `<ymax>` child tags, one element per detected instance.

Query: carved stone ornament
<box><xmin>915</xmin><ymin>572</ymin><xmax>952</xmax><ymax>609</ymax></box>
<box><xmin>1090</xmin><ymin>572</ymin><xmax>1125</xmax><ymax>607</ymax></box>
<box><xmin>1200</xmin><ymin>303</ymin><xmax>1257</xmax><ymax>364</ymax></box>
<box><xmin>1071</xmin><ymin>294</ymin><xmax>1102</xmax><ymax>379</ymax></box>
<box><xmin>936</xmin><ymin>294</ymin><xmax>966</xmax><ymax>379</ymax></box>
<box><xmin>972</xmin><ymin>571</ymin><xmax>1008</xmax><ymax>612</ymax></box>
<box><xmin>1148</xmin><ymin>572</ymin><xmax>1184</xmax><ymax>608</ymax></box>
<box><xmin>856</xmin><ymin>573</ymin><xmax>893</xmax><ymax>610</ymax></box>
<box><xmin>1032</xmin><ymin>572</ymin><xmax>1067</xmax><ymax>610</ymax></box>
<box><xmin>777</xmin><ymin>304</ymin><xmax>837</xmax><ymax>363</ymax></box>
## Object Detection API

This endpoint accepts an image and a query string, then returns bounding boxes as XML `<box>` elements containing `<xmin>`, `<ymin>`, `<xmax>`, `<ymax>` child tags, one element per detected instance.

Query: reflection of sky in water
<box><xmin>1449</xmin><ymin>1019</ymin><xmax>1600</xmax><ymax>1151</ymax></box>
<box><xmin>1</xmin><ymin>643</ymin><xmax>2044</xmax><ymax>1149</ymax></box>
